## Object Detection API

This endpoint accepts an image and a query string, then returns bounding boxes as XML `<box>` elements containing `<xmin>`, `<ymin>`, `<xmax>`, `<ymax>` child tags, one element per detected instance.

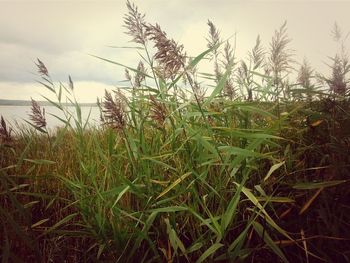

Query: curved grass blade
<box><xmin>252</xmin><ymin>221</ymin><xmax>289</xmax><ymax>263</ymax></box>
<box><xmin>196</xmin><ymin>243</ymin><xmax>223</xmax><ymax>263</ymax></box>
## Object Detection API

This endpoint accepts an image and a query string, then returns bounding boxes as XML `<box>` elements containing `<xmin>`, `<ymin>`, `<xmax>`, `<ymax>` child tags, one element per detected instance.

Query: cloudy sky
<box><xmin>0</xmin><ymin>0</ymin><xmax>349</xmax><ymax>102</ymax></box>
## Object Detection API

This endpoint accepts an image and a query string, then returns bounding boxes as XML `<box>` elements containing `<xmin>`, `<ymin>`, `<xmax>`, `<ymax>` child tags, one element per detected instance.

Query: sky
<box><xmin>0</xmin><ymin>0</ymin><xmax>349</xmax><ymax>102</ymax></box>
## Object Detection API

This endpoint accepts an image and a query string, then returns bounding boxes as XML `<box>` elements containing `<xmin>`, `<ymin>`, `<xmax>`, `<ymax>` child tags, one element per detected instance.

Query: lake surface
<box><xmin>0</xmin><ymin>105</ymin><xmax>102</xmax><ymax>131</ymax></box>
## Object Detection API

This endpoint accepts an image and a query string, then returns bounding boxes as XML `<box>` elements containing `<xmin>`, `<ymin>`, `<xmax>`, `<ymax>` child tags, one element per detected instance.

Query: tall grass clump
<box><xmin>1</xmin><ymin>2</ymin><xmax>350</xmax><ymax>262</ymax></box>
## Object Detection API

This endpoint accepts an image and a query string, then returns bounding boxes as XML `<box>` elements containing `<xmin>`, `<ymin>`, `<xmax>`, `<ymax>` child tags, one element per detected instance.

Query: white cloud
<box><xmin>0</xmin><ymin>81</ymin><xmax>115</xmax><ymax>103</ymax></box>
<box><xmin>0</xmin><ymin>0</ymin><xmax>349</xmax><ymax>101</ymax></box>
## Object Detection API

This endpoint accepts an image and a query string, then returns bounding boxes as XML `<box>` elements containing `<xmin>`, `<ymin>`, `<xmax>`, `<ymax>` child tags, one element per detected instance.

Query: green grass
<box><xmin>1</xmin><ymin>90</ymin><xmax>349</xmax><ymax>262</ymax></box>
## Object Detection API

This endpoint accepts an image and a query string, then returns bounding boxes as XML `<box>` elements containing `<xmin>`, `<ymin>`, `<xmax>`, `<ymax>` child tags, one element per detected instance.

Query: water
<box><xmin>0</xmin><ymin>105</ymin><xmax>102</xmax><ymax>131</ymax></box>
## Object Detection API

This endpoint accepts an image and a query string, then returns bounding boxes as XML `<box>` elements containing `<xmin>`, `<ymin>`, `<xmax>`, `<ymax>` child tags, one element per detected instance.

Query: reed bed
<box><xmin>1</xmin><ymin>1</ymin><xmax>350</xmax><ymax>262</ymax></box>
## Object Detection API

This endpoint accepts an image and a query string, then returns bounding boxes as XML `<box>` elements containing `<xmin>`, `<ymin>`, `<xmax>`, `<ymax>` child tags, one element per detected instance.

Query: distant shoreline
<box><xmin>0</xmin><ymin>99</ymin><xmax>98</xmax><ymax>107</ymax></box>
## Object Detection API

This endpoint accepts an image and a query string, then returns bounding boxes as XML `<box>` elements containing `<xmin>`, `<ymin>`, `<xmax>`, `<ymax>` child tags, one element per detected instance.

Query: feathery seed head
<box><xmin>149</xmin><ymin>95</ymin><xmax>167</xmax><ymax>126</ymax></box>
<box><xmin>332</xmin><ymin>22</ymin><xmax>342</xmax><ymax>42</ymax></box>
<box><xmin>268</xmin><ymin>21</ymin><xmax>294</xmax><ymax>76</ymax></box>
<box><xmin>224</xmin><ymin>78</ymin><xmax>235</xmax><ymax>100</ymax></box>
<box><xmin>329</xmin><ymin>54</ymin><xmax>348</xmax><ymax>95</ymax></box>
<box><xmin>103</xmin><ymin>90</ymin><xmax>127</xmax><ymax>130</ymax></box>
<box><xmin>134</xmin><ymin>61</ymin><xmax>146</xmax><ymax>88</ymax></box>
<box><xmin>29</xmin><ymin>99</ymin><xmax>47</xmax><ymax>129</ymax></box>
<box><xmin>0</xmin><ymin>116</ymin><xmax>12</xmax><ymax>143</ymax></box>
<box><xmin>146</xmin><ymin>23</ymin><xmax>186</xmax><ymax>79</ymax></box>
<box><xmin>222</xmin><ymin>41</ymin><xmax>235</xmax><ymax>68</ymax></box>
<box><xmin>207</xmin><ymin>20</ymin><xmax>220</xmax><ymax>51</ymax></box>
<box><xmin>36</xmin><ymin>58</ymin><xmax>49</xmax><ymax>77</ymax></box>
<box><xmin>298</xmin><ymin>59</ymin><xmax>313</xmax><ymax>88</ymax></box>
<box><xmin>124</xmin><ymin>0</ymin><xmax>147</xmax><ymax>45</ymax></box>
<box><xmin>249</xmin><ymin>35</ymin><xmax>265</xmax><ymax>69</ymax></box>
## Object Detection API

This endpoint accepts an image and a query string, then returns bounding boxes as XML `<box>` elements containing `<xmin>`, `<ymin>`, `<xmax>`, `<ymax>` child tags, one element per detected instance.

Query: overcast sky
<box><xmin>0</xmin><ymin>0</ymin><xmax>349</xmax><ymax>102</ymax></box>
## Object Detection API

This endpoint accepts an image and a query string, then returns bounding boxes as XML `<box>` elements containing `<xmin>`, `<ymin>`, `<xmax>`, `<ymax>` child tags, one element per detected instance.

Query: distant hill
<box><xmin>0</xmin><ymin>99</ymin><xmax>97</xmax><ymax>107</ymax></box>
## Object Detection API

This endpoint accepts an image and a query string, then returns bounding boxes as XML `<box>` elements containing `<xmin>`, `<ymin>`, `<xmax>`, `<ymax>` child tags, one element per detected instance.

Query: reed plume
<box><xmin>0</xmin><ymin>116</ymin><xmax>12</xmax><ymax>143</ymax></box>
<box><xmin>207</xmin><ymin>20</ymin><xmax>221</xmax><ymax>82</ymax></box>
<box><xmin>135</xmin><ymin>61</ymin><xmax>146</xmax><ymax>88</ymax></box>
<box><xmin>206</xmin><ymin>21</ymin><xmax>236</xmax><ymax>99</ymax></box>
<box><xmin>103</xmin><ymin>90</ymin><xmax>127</xmax><ymax>130</ymax></box>
<box><xmin>297</xmin><ymin>59</ymin><xmax>314</xmax><ymax>102</ymax></box>
<box><xmin>237</xmin><ymin>61</ymin><xmax>249</xmax><ymax>84</ymax></box>
<box><xmin>124</xmin><ymin>0</ymin><xmax>147</xmax><ymax>45</ymax></box>
<box><xmin>332</xmin><ymin>22</ymin><xmax>342</xmax><ymax>42</ymax></box>
<box><xmin>320</xmin><ymin>23</ymin><xmax>350</xmax><ymax>96</ymax></box>
<box><xmin>222</xmin><ymin>40</ymin><xmax>235</xmax><ymax>69</ymax></box>
<box><xmin>149</xmin><ymin>95</ymin><xmax>167</xmax><ymax>127</ymax></box>
<box><xmin>207</xmin><ymin>20</ymin><xmax>220</xmax><ymax>55</ymax></box>
<box><xmin>237</xmin><ymin>36</ymin><xmax>265</xmax><ymax>101</ymax></box>
<box><xmin>125</xmin><ymin>61</ymin><xmax>147</xmax><ymax>90</ymax></box>
<box><xmin>268</xmin><ymin>21</ymin><xmax>294</xmax><ymax>100</ymax></box>
<box><xmin>268</xmin><ymin>21</ymin><xmax>294</xmax><ymax>76</ymax></box>
<box><xmin>222</xmin><ymin>40</ymin><xmax>236</xmax><ymax>100</ymax></box>
<box><xmin>328</xmin><ymin>54</ymin><xmax>348</xmax><ymax>95</ymax></box>
<box><xmin>298</xmin><ymin>59</ymin><xmax>313</xmax><ymax>88</ymax></box>
<box><xmin>145</xmin><ymin>23</ymin><xmax>186</xmax><ymax>79</ymax></box>
<box><xmin>29</xmin><ymin>99</ymin><xmax>47</xmax><ymax>129</ymax></box>
<box><xmin>35</xmin><ymin>58</ymin><xmax>49</xmax><ymax>77</ymax></box>
<box><xmin>249</xmin><ymin>35</ymin><xmax>265</xmax><ymax>70</ymax></box>
<box><xmin>237</xmin><ymin>60</ymin><xmax>251</xmax><ymax>100</ymax></box>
